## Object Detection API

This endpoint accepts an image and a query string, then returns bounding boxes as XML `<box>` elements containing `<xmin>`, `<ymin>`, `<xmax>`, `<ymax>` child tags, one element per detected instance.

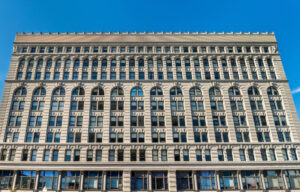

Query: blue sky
<box><xmin>0</xmin><ymin>0</ymin><xmax>300</xmax><ymax>117</ymax></box>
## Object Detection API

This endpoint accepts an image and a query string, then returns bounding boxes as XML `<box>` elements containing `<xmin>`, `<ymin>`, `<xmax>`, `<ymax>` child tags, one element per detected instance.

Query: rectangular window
<box><xmin>16</xmin><ymin>170</ymin><xmax>36</xmax><ymax>189</ymax></box>
<box><xmin>226</xmin><ymin>149</ymin><xmax>233</xmax><ymax>161</ymax></box>
<box><xmin>218</xmin><ymin>149</ymin><xmax>224</xmax><ymax>161</ymax></box>
<box><xmin>129</xmin><ymin>72</ymin><xmax>135</xmax><ymax>80</ymax></box>
<box><xmin>291</xmin><ymin>149</ymin><xmax>298</xmax><ymax>160</ymax></box>
<box><xmin>91</xmin><ymin>72</ymin><xmax>97</xmax><ymax>80</ymax></box>
<box><xmin>109</xmin><ymin>150</ymin><xmax>115</xmax><ymax>161</ymax></box>
<box><xmin>167</xmin><ymin>72</ymin><xmax>173</xmax><ymax>79</ymax></box>
<box><xmin>263</xmin><ymin>170</ymin><xmax>283</xmax><ymax>189</ymax></box>
<box><xmin>106</xmin><ymin>171</ymin><xmax>123</xmax><ymax>190</ymax></box>
<box><xmin>139</xmin><ymin>72</ymin><xmax>144</xmax><ymax>80</ymax></box>
<box><xmin>205</xmin><ymin>72</ymin><xmax>211</xmax><ymax>79</ymax></box>
<box><xmin>63</xmin><ymin>72</ymin><xmax>69</xmax><ymax>80</ymax></box>
<box><xmin>177</xmin><ymin>72</ymin><xmax>182</xmax><ymax>80</ymax></box>
<box><xmin>219</xmin><ymin>171</ymin><xmax>238</xmax><ymax>190</ymax></box>
<box><xmin>205</xmin><ymin>150</ymin><xmax>211</xmax><ymax>161</ymax></box>
<box><xmin>239</xmin><ymin>149</ymin><xmax>246</xmax><ymax>161</ymax></box>
<box><xmin>43</xmin><ymin>150</ymin><xmax>50</xmax><ymax>161</ymax></box>
<box><xmin>158</xmin><ymin>72</ymin><xmax>164</xmax><ymax>80</ymax></box>
<box><xmin>152</xmin><ymin>171</ymin><xmax>168</xmax><ymax>190</ymax></box>
<box><xmin>186</xmin><ymin>72</ymin><xmax>192</xmax><ymax>80</ymax></box>
<box><xmin>60</xmin><ymin>171</ymin><xmax>80</xmax><ymax>190</ymax></box>
<box><xmin>101</xmin><ymin>72</ymin><xmax>107</xmax><ymax>80</ymax></box>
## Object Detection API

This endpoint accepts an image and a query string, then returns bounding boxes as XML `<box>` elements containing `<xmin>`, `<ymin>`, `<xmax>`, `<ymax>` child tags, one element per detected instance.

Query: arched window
<box><xmin>72</xmin><ymin>87</ymin><xmax>85</xmax><ymax>96</ymax></box>
<box><xmin>83</xmin><ymin>59</ymin><xmax>89</xmax><ymax>67</ymax></box>
<box><xmin>28</xmin><ymin>59</ymin><xmax>34</xmax><ymax>68</ymax></box>
<box><xmin>190</xmin><ymin>87</ymin><xmax>202</xmax><ymax>96</ymax></box>
<box><xmin>175</xmin><ymin>59</ymin><xmax>181</xmax><ymax>66</ymax></box>
<box><xmin>18</xmin><ymin>59</ymin><xmax>25</xmax><ymax>69</ymax></box>
<box><xmin>33</xmin><ymin>87</ymin><xmax>46</xmax><ymax>96</ymax></box>
<box><xmin>102</xmin><ymin>59</ymin><xmax>107</xmax><ymax>67</ymax></box>
<box><xmin>185</xmin><ymin>59</ymin><xmax>190</xmax><ymax>66</ymax></box>
<box><xmin>190</xmin><ymin>87</ymin><xmax>203</xmax><ymax>114</ymax></box>
<box><xmin>228</xmin><ymin>87</ymin><xmax>241</xmax><ymax>96</ymax></box>
<box><xmin>111</xmin><ymin>59</ymin><xmax>117</xmax><ymax>67</ymax></box>
<box><xmin>74</xmin><ymin>59</ymin><xmax>80</xmax><ymax>67</ymax></box>
<box><xmin>157</xmin><ymin>59</ymin><xmax>162</xmax><ymax>67</ymax></box>
<box><xmin>14</xmin><ymin>87</ymin><xmax>27</xmax><ymax>96</ymax></box>
<box><xmin>37</xmin><ymin>59</ymin><xmax>43</xmax><ymax>68</ymax></box>
<box><xmin>166</xmin><ymin>59</ymin><xmax>172</xmax><ymax>66</ymax></box>
<box><xmin>267</xmin><ymin>87</ymin><xmax>279</xmax><ymax>96</ymax></box>
<box><xmin>120</xmin><ymin>59</ymin><xmax>126</xmax><ymax>67</ymax></box>
<box><xmin>150</xmin><ymin>87</ymin><xmax>163</xmax><ymax>96</ymax></box>
<box><xmin>52</xmin><ymin>87</ymin><xmax>65</xmax><ymax>96</ymax></box>
<box><xmin>248</xmin><ymin>87</ymin><xmax>260</xmax><ymax>96</ymax></box>
<box><xmin>138</xmin><ymin>59</ymin><xmax>144</xmax><ymax>66</ymax></box>
<box><xmin>170</xmin><ymin>87</ymin><xmax>182</xmax><ymax>96</ymax></box>
<box><xmin>209</xmin><ymin>87</ymin><xmax>221</xmax><ymax>96</ymax></box>
<box><xmin>111</xmin><ymin>87</ymin><xmax>124</xmax><ymax>96</ymax></box>
<box><xmin>92</xmin><ymin>87</ymin><xmax>104</xmax><ymax>96</ymax></box>
<box><xmin>55</xmin><ymin>60</ymin><xmax>61</xmax><ymax>68</ymax></box>
<box><xmin>65</xmin><ymin>59</ymin><xmax>71</xmax><ymax>68</ymax></box>
<box><xmin>46</xmin><ymin>60</ymin><xmax>52</xmax><ymax>68</ymax></box>
<box><xmin>131</xmin><ymin>87</ymin><xmax>143</xmax><ymax>96</ymax></box>
<box><xmin>148</xmin><ymin>59</ymin><xmax>153</xmax><ymax>67</ymax></box>
<box><xmin>92</xmin><ymin>59</ymin><xmax>98</xmax><ymax>67</ymax></box>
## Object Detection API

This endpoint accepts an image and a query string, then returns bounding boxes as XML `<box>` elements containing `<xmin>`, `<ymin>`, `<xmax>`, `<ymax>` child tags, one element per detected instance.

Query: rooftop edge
<box><xmin>15</xmin><ymin>31</ymin><xmax>275</xmax><ymax>36</ymax></box>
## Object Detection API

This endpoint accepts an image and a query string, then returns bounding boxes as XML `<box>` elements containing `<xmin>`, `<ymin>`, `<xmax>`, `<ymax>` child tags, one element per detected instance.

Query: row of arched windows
<box><xmin>14</xmin><ymin>86</ymin><xmax>281</xmax><ymax>97</ymax></box>
<box><xmin>18</xmin><ymin>56</ymin><xmax>274</xmax><ymax>70</ymax></box>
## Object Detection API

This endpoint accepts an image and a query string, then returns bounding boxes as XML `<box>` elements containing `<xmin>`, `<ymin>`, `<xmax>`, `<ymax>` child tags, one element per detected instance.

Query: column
<box><xmin>103</xmin><ymin>171</ymin><xmax>107</xmax><ymax>190</ymax></box>
<box><xmin>202</xmin><ymin>84</ymin><xmax>215</xmax><ymax>142</ymax></box>
<box><xmin>222</xmin><ymin>83</ymin><xmax>237</xmax><ymax>143</ymax></box>
<box><xmin>164</xmin><ymin>84</ymin><xmax>173</xmax><ymax>144</ymax></box>
<box><xmin>216</xmin><ymin>171</ymin><xmax>221</xmax><ymax>190</ymax></box>
<box><xmin>282</xmin><ymin>170</ymin><xmax>289</xmax><ymax>190</ymax></box>
<box><xmin>168</xmin><ymin>170</ymin><xmax>177</xmax><ymax>192</ymax></box>
<box><xmin>81</xmin><ymin>85</ymin><xmax>91</xmax><ymax>143</ymax></box>
<box><xmin>193</xmin><ymin>171</ymin><xmax>198</xmax><ymax>190</ymax></box>
<box><xmin>12</xmin><ymin>170</ymin><xmax>18</xmax><ymax>190</ymax></box>
<box><xmin>148</xmin><ymin>171</ymin><xmax>152</xmax><ymax>191</ymax></box>
<box><xmin>238</xmin><ymin>171</ymin><xmax>243</xmax><ymax>190</ymax></box>
<box><xmin>34</xmin><ymin>171</ymin><xmax>40</xmax><ymax>191</ymax></box>
<box><xmin>123</xmin><ymin>170</ymin><xmax>131</xmax><ymax>192</ymax></box>
<box><xmin>143</xmin><ymin>85</ymin><xmax>152</xmax><ymax>143</ymax></box>
<box><xmin>260</xmin><ymin>170</ymin><xmax>266</xmax><ymax>190</ymax></box>
<box><xmin>80</xmin><ymin>171</ymin><xmax>84</xmax><ymax>191</ymax></box>
<box><xmin>57</xmin><ymin>171</ymin><xmax>62</xmax><ymax>190</ymax></box>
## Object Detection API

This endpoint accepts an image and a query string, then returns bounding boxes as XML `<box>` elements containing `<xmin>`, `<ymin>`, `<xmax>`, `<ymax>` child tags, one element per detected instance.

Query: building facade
<box><xmin>0</xmin><ymin>32</ymin><xmax>299</xmax><ymax>191</ymax></box>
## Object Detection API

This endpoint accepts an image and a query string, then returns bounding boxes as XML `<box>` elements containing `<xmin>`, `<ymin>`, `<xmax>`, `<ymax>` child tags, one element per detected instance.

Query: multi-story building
<box><xmin>0</xmin><ymin>32</ymin><xmax>299</xmax><ymax>191</ymax></box>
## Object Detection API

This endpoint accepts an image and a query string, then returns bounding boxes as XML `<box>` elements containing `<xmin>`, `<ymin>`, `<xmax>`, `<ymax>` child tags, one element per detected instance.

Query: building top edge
<box><xmin>14</xmin><ymin>32</ymin><xmax>277</xmax><ymax>43</ymax></box>
<box><xmin>15</xmin><ymin>31</ymin><xmax>275</xmax><ymax>35</ymax></box>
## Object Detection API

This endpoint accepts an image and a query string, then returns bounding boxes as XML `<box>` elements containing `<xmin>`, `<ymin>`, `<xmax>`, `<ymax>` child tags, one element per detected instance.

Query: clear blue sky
<box><xmin>0</xmin><ymin>0</ymin><xmax>300</xmax><ymax>117</ymax></box>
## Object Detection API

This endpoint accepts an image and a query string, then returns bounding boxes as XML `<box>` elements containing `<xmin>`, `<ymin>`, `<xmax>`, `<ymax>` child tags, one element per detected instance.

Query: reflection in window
<box><xmin>219</xmin><ymin>171</ymin><xmax>238</xmax><ymax>190</ymax></box>
<box><xmin>131</xmin><ymin>87</ymin><xmax>143</xmax><ymax>96</ymax></box>
<box><xmin>131</xmin><ymin>171</ymin><xmax>148</xmax><ymax>191</ymax></box>
<box><xmin>285</xmin><ymin>170</ymin><xmax>300</xmax><ymax>189</ymax></box>
<box><xmin>263</xmin><ymin>170</ymin><xmax>283</xmax><ymax>189</ymax></box>
<box><xmin>0</xmin><ymin>170</ymin><xmax>14</xmax><ymax>189</ymax></box>
<box><xmin>60</xmin><ymin>171</ymin><xmax>80</xmax><ymax>190</ymax></box>
<box><xmin>241</xmin><ymin>171</ymin><xmax>261</xmax><ymax>189</ymax></box>
<box><xmin>176</xmin><ymin>171</ymin><xmax>193</xmax><ymax>190</ymax></box>
<box><xmin>38</xmin><ymin>171</ymin><xmax>58</xmax><ymax>190</ymax></box>
<box><xmin>152</xmin><ymin>171</ymin><xmax>168</xmax><ymax>190</ymax></box>
<box><xmin>196</xmin><ymin>171</ymin><xmax>216</xmax><ymax>190</ymax></box>
<box><xmin>16</xmin><ymin>171</ymin><xmax>36</xmax><ymax>190</ymax></box>
<box><xmin>106</xmin><ymin>171</ymin><xmax>123</xmax><ymax>190</ymax></box>
<box><xmin>83</xmin><ymin>171</ymin><xmax>103</xmax><ymax>190</ymax></box>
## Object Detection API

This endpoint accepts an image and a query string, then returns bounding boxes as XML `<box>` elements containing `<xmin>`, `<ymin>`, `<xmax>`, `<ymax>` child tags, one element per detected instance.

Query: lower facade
<box><xmin>1</xmin><ymin>165</ymin><xmax>300</xmax><ymax>192</ymax></box>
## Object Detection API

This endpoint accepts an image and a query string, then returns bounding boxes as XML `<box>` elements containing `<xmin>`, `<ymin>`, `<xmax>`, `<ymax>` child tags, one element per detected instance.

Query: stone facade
<box><xmin>0</xmin><ymin>32</ymin><xmax>299</xmax><ymax>191</ymax></box>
